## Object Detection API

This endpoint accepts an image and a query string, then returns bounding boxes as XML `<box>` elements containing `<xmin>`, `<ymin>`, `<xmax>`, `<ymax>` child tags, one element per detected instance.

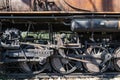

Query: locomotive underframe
<box><xmin>0</xmin><ymin>12</ymin><xmax>120</xmax><ymax>75</ymax></box>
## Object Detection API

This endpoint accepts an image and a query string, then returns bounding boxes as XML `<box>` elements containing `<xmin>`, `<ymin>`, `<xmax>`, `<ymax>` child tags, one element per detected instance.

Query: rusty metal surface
<box><xmin>54</xmin><ymin>0</ymin><xmax>120</xmax><ymax>12</ymax></box>
<box><xmin>0</xmin><ymin>0</ymin><xmax>33</xmax><ymax>11</ymax></box>
<box><xmin>0</xmin><ymin>0</ymin><xmax>120</xmax><ymax>12</ymax></box>
<box><xmin>10</xmin><ymin>0</ymin><xmax>33</xmax><ymax>11</ymax></box>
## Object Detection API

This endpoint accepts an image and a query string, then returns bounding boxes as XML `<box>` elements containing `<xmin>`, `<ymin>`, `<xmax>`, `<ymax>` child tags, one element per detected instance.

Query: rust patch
<box><xmin>102</xmin><ymin>0</ymin><xmax>113</xmax><ymax>11</ymax></box>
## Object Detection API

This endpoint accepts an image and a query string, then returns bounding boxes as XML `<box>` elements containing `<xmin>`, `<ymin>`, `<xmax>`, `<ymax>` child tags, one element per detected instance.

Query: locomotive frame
<box><xmin>0</xmin><ymin>11</ymin><xmax>120</xmax><ymax>76</ymax></box>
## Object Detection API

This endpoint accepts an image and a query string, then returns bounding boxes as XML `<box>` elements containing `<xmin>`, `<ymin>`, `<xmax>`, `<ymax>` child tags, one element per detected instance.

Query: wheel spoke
<box><xmin>34</xmin><ymin>64</ymin><xmax>38</xmax><ymax>71</ymax></box>
<box><xmin>93</xmin><ymin>48</ymin><xmax>96</xmax><ymax>54</ymax></box>
<box><xmin>68</xmin><ymin>63</ymin><xmax>73</xmax><ymax>68</ymax></box>
<box><xmin>30</xmin><ymin>63</ymin><xmax>33</xmax><ymax>70</ymax></box>
<box><xmin>97</xmin><ymin>49</ymin><xmax>101</xmax><ymax>54</ymax></box>
<box><xmin>91</xmin><ymin>50</ymin><xmax>94</xmax><ymax>55</ymax></box>
<box><xmin>65</xmin><ymin>64</ymin><xmax>69</xmax><ymax>72</ymax></box>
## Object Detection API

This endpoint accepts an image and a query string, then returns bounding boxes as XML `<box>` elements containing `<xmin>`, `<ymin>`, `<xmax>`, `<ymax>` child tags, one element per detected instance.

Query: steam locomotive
<box><xmin>0</xmin><ymin>0</ymin><xmax>120</xmax><ymax>75</ymax></box>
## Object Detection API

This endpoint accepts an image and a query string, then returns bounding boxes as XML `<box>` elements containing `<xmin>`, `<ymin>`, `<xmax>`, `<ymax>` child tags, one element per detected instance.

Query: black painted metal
<box><xmin>71</xmin><ymin>19</ymin><xmax>120</xmax><ymax>32</ymax></box>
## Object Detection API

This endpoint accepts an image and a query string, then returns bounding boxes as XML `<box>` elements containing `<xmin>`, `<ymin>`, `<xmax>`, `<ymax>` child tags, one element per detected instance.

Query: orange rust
<box><xmin>54</xmin><ymin>0</ymin><xmax>120</xmax><ymax>12</ymax></box>
<box><xmin>1</xmin><ymin>0</ymin><xmax>120</xmax><ymax>12</ymax></box>
<box><xmin>1</xmin><ymin>11</ymin><xmax>120</xmax><ymax>14</ymax></box>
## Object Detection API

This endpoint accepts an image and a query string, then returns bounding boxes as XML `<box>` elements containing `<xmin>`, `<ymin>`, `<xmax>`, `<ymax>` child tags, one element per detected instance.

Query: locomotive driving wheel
<box><xmin>113</xmin><ymin>47</ymin><xmax>120</xmax><ymax>71</ymax></box>
<box><xmin>83</xmin><ymin>46</ymin><xmax>110</xmax><ymax>73</ymax></box>
<box><xmin>51</xmin><ymin>48</ymin><xmax>81</xmax><ymax>74</ymax></box>
<box><xmin>19</xmin><ymin>45</ymin><xmax>48</xmax><ymax>74</ymax></box>
<box><xmin>20</xmin><ymin>61</ymin><xmax>48</xmax><ymax>74</ymax></box>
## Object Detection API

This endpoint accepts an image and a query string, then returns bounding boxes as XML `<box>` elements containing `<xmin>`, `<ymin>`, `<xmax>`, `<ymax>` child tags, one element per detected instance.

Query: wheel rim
<box><xmin>51</xmin><ymin>48</ymin><xmax>81</xmax><ymax>74</ymax></box>
<box><xmin>19</xmin><ymin>45</ymin><xmax>48</xmax><ymax>74</ymax></box>
<box><xmin>113</xmin><ymin>47</ymin><xmax>120</xmax><ymax>71</ymax></box>
<box><xmin>83</xmin><ymin>46</ymin><xmax>110</xmax><ymax>73</ymax></box>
